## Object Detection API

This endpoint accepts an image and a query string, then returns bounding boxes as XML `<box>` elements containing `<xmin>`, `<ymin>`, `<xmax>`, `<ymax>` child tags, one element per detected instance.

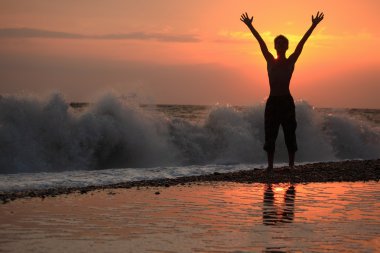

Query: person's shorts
<box><xmin>263</xmin><ymin>94</ymin><xmax>297</xmax><ymax>153</ymax></box>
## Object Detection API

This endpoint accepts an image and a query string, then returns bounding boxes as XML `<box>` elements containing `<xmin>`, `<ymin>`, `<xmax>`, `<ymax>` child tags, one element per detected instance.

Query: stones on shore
<box><xmin>1</xmin><ymin>159</ymin><xmax>379</xmax><ymax>204</ymax></box>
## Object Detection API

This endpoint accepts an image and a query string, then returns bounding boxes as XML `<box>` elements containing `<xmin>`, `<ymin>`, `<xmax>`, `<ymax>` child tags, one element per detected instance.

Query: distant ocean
<box><xmin>0</xmin><ymin>94</ymin><xmax>379</xmax><ymax>192</ymax></box>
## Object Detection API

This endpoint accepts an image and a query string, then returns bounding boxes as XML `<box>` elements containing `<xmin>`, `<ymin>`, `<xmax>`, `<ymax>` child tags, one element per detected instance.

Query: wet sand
<box><xmin>1</xmin><ymin>181</ymin><xmax>379</xmax><ymax>252</ymax></box>
<box><xmin>1</xmin><ymin>159</ymin><xmax>379</xmax><ymax>203</ymax></box>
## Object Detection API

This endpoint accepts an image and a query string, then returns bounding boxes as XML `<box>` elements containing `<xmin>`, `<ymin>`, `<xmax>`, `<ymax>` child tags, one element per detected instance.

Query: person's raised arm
<box><xmin>240</xmin><ymin>12</ymin><xmax>274</xmax><ymax>62</ymax></box>
<box><xmin>289</xmin><ymin>11</ymin><xmax>324</xmax><ymax>63</ymax></box>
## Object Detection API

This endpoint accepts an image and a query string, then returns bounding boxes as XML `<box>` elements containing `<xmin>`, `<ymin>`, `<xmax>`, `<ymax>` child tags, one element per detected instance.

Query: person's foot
<box><xmin>265</xmin><ymin>166</ymin><xmax>273</xmax><ymax>172</ymax></box>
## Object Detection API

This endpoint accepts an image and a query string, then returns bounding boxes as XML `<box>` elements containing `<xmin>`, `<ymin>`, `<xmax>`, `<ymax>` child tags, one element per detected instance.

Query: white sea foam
<box><xmin>0</xmin><ymin>93</ymin><xmax>379</xmax><ymax>191</ymax></box>
<box><xmin>0</xmin><ymin>163</ymin><xmax>271</xmax><ymax>192</ymax></box>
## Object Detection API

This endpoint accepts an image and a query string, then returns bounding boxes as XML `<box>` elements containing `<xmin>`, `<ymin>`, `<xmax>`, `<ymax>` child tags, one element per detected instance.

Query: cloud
<box><xmin>97</xmin><ymin>31</ymin><xmax>200</xmax><ymax>42</ymax></box>
<box><xmin>0</xmin><ymin>27</ymin><xmax>200</xmax><ymax>43</ymax></box>
<box><xmin>0</xmin><ymin>28</ymin><xmax>84</xmax><ymax>39</ymax></box>
<box><xmin>216</xmin><ymin>29</ymin><xmax>377</xmax><ymax>44</ymax></box>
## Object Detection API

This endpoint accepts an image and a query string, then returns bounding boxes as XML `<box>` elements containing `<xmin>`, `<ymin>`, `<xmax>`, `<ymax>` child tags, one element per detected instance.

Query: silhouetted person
<box><xmin>262</xmin><ymin>184</ymin><xmax>296</xmax><ymax>226</ymax></box>
<box><xmin>241</xmin><ymin>11</ymin><xmax>324</xmax><ymax>170</ymax></box>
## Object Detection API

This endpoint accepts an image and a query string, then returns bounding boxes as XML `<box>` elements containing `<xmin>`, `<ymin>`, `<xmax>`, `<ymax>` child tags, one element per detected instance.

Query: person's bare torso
<box><xmin>267</xmin><ymin>58</ymin><xmax>295</xmax><ymax>96</ymax></box>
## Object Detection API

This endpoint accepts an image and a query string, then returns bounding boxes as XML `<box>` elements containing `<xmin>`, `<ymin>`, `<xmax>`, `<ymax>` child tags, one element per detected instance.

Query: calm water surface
<box><xmin>0</xmin><ymin>182</ymin><xmax>379</xmax><ymax>253</ymax></box>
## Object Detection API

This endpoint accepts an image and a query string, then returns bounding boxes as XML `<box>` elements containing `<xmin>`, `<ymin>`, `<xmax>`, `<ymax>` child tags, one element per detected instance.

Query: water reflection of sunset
<box><xmin>0</xmin><ymin>182</ymin><xmax>379</xmax><ymax>252</ymax></box>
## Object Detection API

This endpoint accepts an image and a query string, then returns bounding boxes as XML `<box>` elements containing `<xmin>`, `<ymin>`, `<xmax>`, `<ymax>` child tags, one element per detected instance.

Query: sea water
<box><xmin>0</xmin><ymin>93</ymin><xmax>379</xmax><ymax>192</ymax></box>
<box><xmin>0</xmin><ymin>182</ymin><xmax>379</xmax><ymax>252</ymax></box>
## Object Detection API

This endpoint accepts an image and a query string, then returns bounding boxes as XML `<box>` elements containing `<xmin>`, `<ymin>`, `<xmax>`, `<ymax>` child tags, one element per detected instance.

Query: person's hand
<box><xmin>312</xmin><ymin>11</ymin><xmax>324</xmax><ymax>26</ymax></box>
<box><xmin>240</xmin><ymin>12</ymin><xmax>253</xmax><ymax>26</ymax></box>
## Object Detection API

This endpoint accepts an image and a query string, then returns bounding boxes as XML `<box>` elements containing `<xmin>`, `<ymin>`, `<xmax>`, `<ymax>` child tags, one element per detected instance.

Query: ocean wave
<box><xmin>0</xmin><ymin>93</ymin><xmax>379</xmax><ymax>174</ymax></box>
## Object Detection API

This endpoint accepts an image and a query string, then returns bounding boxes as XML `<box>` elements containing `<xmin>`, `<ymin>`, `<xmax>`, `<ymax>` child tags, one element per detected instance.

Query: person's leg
<box><xmin>282</xmin><ymin>95</ymin><xmax>297</xmax><ymax>168</ymax></box>
<box><xmin>264</xmin><ymin>121</ymin><xmax>280</xmax><ymax>170</ymax></box>
<box><xmin>267</xmin><ymin>151</ymin><xmax>275</xmax><ymax>170</ymax></box>
<box><xmin>283</xmin><ymin>124</ymin><xmax>297</xmax><ymax>167</ymax></box>
<box><xmin>264</xmin><ymin>97</ymin><xmax>280</xmax><ymax>171</ymax></box>
<box><xmin>288</xmin><ymin>151</ymin><xmax>295</xmax><ymax>168</ymax></box>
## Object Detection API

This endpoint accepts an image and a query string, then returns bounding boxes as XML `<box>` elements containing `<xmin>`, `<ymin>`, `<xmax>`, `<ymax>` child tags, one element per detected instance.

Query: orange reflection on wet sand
<box><xmin>0</xmin><ymin>181</ymin><xmax>379</xmax><ymax>252</ymax></box>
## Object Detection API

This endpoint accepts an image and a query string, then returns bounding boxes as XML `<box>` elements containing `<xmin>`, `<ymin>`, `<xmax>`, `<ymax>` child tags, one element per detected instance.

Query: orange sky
<box><xmin>0</xmin><ymin>0</ymin><xmax>379</xmax><ymax>108</ymax></box>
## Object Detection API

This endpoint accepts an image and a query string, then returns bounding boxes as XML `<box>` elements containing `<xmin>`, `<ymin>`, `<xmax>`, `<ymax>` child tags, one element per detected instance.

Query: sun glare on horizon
<box><xmin>0</xmin><ymin>0</ymin><xmax>379</xmax><ymax>108</ymax></box>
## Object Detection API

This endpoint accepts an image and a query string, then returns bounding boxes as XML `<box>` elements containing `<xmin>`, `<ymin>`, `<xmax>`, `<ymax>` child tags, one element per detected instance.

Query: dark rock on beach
<box><xmin>1</xmin><ymin>159</ymin><xmax>379</xmax><ymax>204</ymax></box>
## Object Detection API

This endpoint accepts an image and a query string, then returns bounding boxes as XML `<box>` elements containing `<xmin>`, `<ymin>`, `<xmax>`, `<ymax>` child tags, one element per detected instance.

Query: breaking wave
<box><xmin>0</xmin><ymin>93</ymin><xmax>379</xmax><ymax>174</ymax></box>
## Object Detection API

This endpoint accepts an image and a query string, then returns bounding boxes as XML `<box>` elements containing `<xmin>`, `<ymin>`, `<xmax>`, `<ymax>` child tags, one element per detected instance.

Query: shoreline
<box><xmin>1</xmin><ymin>159</ymin><xmax>379</xmax><ymax>203</ymax></box>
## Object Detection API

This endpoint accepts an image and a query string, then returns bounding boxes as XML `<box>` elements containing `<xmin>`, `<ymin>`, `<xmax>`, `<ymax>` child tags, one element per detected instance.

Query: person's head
<box><xmin>274</xmin><ymin>35</ymin><xmax>289</xmax><ymax>53</ymax></box>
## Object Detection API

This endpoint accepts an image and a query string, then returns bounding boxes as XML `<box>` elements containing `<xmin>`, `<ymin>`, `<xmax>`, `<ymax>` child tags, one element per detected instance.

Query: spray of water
<box><xmin>0</xmin><ymin>93</ymin><xmax>379</xmax><ymax>173</ymax></box>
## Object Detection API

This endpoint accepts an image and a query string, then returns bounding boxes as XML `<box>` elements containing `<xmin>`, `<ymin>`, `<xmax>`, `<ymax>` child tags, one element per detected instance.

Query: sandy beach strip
<box><xmin>1</xmin><ymin>159</ymin><xmax>379</xmax><ymax>203</ymax></box>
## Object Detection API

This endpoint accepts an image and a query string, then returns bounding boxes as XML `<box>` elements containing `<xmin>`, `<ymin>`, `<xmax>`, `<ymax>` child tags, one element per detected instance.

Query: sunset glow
<box><xmin>0</xmin><ymin>0</ymin><xmax>379</xmax><ymax>108</ymax></box>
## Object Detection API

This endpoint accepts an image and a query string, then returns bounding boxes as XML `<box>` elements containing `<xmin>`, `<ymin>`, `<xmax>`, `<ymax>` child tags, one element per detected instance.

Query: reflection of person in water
<box><xmin>240</xmin><ymin>12</ymin><xmax>324</xmax><ymax>171</ymax></box>
<box><xmin>263</xmin><ymin>184</ymin><xmax>277</xmax><ymax>226</ymax></box>
<box><xmin>262</xmin><ymin>184</ymin><xmax>296</xmax><ymax>226</ymax></box>
<box><xmin>282</xmin><ymin>185</ymin><xmax>295</xmax><ymax>223</ymax></box>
